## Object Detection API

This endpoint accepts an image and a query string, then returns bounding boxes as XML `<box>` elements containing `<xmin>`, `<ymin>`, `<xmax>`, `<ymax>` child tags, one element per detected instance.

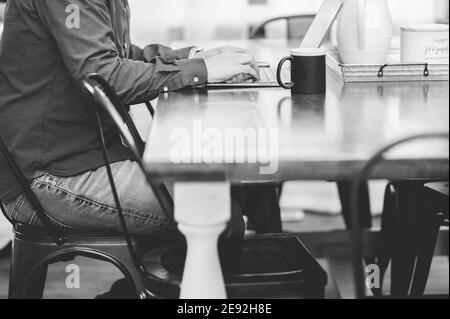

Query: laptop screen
<box><xmin>300</xmin><ymin>0</ymin><xmax>344</xmax><ymax>48</ymax></box>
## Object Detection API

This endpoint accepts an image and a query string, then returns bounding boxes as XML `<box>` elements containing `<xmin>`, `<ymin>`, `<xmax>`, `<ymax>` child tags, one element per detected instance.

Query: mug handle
<box><xmin>277</xmin><ymin>56</ymin><xmax>294</xmax><ymax>89</ymax></box>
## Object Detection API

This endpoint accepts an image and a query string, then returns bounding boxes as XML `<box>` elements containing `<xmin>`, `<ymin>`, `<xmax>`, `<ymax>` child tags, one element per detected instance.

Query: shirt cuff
<box><xmin>178</xmin><ymin>58</ymin><xmax>208</xmax><ymax>87</ymax></box>
<box><xmin>188</xmin><ymin>47</ymin><xmax>203</xmax><ymax>59</ymax></box>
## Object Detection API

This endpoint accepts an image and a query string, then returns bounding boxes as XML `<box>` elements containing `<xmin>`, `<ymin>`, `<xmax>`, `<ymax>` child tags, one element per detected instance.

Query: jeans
<box><xmin>3</xmin><ymin>160</ymin><xmax>244</xmax><ymax>237</ymax></box>
<box><xmin>3</xmin><ymin>160</ymin><xmax>172</xmax><ymax>235</ymax></box>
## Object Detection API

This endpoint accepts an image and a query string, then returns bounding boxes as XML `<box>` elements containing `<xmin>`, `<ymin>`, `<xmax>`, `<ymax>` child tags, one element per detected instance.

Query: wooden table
<box><xmin>143</xmin><ymin>40</ymin><xmax>449</xmax><ymax>299</ymax></box>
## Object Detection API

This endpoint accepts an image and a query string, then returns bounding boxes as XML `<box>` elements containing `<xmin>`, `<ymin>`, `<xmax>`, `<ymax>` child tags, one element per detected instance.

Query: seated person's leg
<box><xmin>3</xmin><ymin>160</ymin><xmax>245</xmax><ymax>239</ymax></box>
<box><xmin>3</xmin><ymin>159</ymin><xmax>245</xmax><ymax>260</ymax></box>
<box><xmin>3</xmin><ymin>160</ymin><xmax>171</xmax><ymax>235</ymax></box>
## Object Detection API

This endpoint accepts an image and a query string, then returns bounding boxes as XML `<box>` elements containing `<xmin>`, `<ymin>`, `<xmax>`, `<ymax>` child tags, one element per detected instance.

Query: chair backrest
<box><xmin>0</xmin><ymin>137</ymin><xmax>64</xmax><ymax>242</ymax></box>
<box><xmin>85</xmin><ymin>73</ymin><xmax>147</xmax><ymax>156</ymax></box>
<box><xmin>251</xmin><ymin>15</ymin><xmax>316</xmax><ymax>40</ymax></box>
<box><xmin>350</xmin><ymin>132</ymin><xmax>450</xmax><ymax>299</ymax></box>
<box><xmin>81</xmin><ymin>75</ymin><xmax>174</xmax><ymax>222</ymax></box>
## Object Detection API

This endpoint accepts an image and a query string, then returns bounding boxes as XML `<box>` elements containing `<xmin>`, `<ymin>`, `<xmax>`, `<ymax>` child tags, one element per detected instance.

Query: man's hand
<box><xmin>194</xmin><ymin>45</ymin><xmax>250</xmax><ymax>60</ymax></box>
<box><xmin>204</xmin><ymin>51</ymin><xmax>260</xmax><ymax>83</ymax></box>
<box><xmin>195</xmin><ymin>45</ymin><xmax>260</xmax><ymax>83</ymax></box>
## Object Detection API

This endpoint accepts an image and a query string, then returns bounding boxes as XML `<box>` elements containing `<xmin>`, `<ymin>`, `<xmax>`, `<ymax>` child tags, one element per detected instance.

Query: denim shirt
<box><xmin>0</xmin><ymin>0</ymin><xmax>208</xmax><ymax>201</ymax></box>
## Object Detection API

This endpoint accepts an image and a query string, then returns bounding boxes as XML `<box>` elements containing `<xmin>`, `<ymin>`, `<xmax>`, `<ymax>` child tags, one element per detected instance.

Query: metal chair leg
<box><xmin>26</xmin><ymin>265</ymin><xmax>49</xmax><ymax>299</ymax></box>
<box><xmin>8</xmin><ymin>239</ymin><xmax>51</xmax><ymax>299</ymax></box>
<box><xmin>410</xmin><ymin>212</ymin><xmax>445</xmax><ymax>297</ymax></box>
<box><xmin>390</xmin><ymin>180</ymin><xmax>425</xmax><ymax>298</ymax></box>
<box><xmin>243</xmin><ymin>184</ymin><xmax>282</xmax><ymax>234</ymax></box>
<box><xmin>337</xmin><ymin>181</ymin><xmax>372</xmax><ymax>229</ymax></box>
<box><xmin>96</xmin><ymin>245</ymin><xmax>146</xmax><ymax>299</ymax></box>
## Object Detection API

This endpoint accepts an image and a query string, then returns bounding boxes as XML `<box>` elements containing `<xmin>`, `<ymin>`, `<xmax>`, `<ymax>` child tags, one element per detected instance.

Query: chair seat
<box><xmin>14</xmin><ymin>223</ymin><xmax>124</xmax><ymax>238</ymax></box>
<box><xmin>424</xmin><ymin>182</ymin><xmax>449</xmax><ymax>220</ymax></box>
<box><xmin>143</xmin><ymin>234</ymin><xmax>328</xmax><ymax>299</ymax></box>
<box><xmin>425</xmin><ymin>182</ymin><xmax>449</xmax><ymax>198</ymax></box>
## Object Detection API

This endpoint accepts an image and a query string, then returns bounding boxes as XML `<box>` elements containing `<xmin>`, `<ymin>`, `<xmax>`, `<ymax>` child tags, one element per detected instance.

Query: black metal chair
<box><xmin>0</xmin><ymin>137</ymin><xmax>156</xmax><ymax>299</ymax></box>
<box><xmin>410</xmin><ymin>181</ymin><xmax>449</xmax><ymax>297</ymax></box>
<box><xmin>350</xmin><ymin>133</ymin><xmax>449</xmax><ymax>299</ymax></box>
<box><xmin>83</xmin><ymin>74</ymin><xmax>328</xmax><ymax>299</ymax></box>
<box><xmin>251</xmin><ymin>14</ymin><xmax>316</xmax><ymax>40</ymax></box>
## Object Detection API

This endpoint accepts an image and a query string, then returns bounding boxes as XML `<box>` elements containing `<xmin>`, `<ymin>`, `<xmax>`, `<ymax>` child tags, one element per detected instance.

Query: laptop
<box><xmin>208</xmin><ymin>0</ymin><xmax>344</xmax><ymax>88</ymax></box>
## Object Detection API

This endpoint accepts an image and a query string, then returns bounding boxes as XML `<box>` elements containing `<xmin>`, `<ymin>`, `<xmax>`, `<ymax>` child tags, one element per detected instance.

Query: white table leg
<box><xmin>174</xmin><ymin>182</ymin><xmax>231</xmax><ymax>299</ymax></box>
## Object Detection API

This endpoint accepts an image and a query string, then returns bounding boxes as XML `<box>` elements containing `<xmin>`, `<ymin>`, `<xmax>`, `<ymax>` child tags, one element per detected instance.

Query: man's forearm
<box><xmin>130</xmin><ymin>44</ymin><xmax>194</xmax><ymax>62</ymax></box>
<box><xmin>129</xmin><ymin>57</ymin><xmax>208</xmax><ymax>103</ymax></box>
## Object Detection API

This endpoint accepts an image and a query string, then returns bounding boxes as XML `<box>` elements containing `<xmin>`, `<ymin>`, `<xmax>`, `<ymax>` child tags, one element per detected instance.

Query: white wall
<box><xmin>129</xmin><ymin>0</ymin><xmax>445</xmax><ymax>45</ymax></box>
<box><xmin>435</xmin><ymin>0</ymin><xmax>450</xmax><ymax>22</ymax></box>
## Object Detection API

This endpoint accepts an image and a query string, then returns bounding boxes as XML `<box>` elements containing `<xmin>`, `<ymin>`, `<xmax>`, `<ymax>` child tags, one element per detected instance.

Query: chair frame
<box><xmin>83</xmin><ymin>74</ymin><xmax>174</xmax><ymax>224</ymax></box>
<box><xmin>0</xmin><ymin>85</ymin><xmax>163</xmax><ymax>299</ymax></box>
<box><xmin>350</xmin><ymin>133</ymin><xmax>450</xmax><ymax>299</ymax></box>
<box><xmin>410</xmin><ymin>182</ymin><xmax>449</xmax><ymax>297</ymax></box>
<box><xmin>81</xmin><ymin>75</ymin><xmax>182</xmax><ymax>298</ymax></box>
<box><xmin>1</xmin><ymin>136</ymin><xmax>152</xmax><ymax>298</ymax></box>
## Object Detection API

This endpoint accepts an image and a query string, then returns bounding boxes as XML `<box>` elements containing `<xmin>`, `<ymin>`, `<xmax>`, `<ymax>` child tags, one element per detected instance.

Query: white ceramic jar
<box><xmin>337</xmin><ymin>0</ymin><xmax>393</xmax><ymax>65</ymax></box>
<box><xmin>401</xmin><ymin>24</ymin><xmax>449</xmax><ymax>64</ymax></box>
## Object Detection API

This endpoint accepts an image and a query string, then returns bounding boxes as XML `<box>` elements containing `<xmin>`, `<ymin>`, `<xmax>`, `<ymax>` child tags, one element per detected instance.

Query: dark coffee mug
<box><xmin>277</xmin><ymin>48</ymin><xmax>326</xmax><ymax>94</ymax></box>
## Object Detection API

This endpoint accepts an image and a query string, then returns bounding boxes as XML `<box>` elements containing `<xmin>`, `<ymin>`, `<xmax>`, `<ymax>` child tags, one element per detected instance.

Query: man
<box><xmin>0</xmin><ymin>0</ymin><xmax>258</xmax><ymax>233</ymax></box>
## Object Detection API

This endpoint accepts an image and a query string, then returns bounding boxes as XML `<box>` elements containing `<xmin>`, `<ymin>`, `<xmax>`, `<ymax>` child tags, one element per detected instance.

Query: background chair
<box><xmin>84</xmin><ymin>74</ymin><xmax>328</xmax><ymax>299</ymax></box>
<box><xmin>250</xmin><ymin>14</ymin><xmax>316</xmax><ymax>40</ymax></box>
<box><xmin>350</xmin><ymin>133</ymin><xmax>449</xmax><ymax>299</ymax></box>
<box><xmin>410</xmin><ymin>182</ymin><xmax>449</xmax><ymax>297</ymax></box>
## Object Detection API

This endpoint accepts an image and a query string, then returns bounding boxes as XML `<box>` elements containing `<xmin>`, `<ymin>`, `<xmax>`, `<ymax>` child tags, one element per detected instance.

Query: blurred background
<box><xmin>128</xmin><ymin>0</ymin><xmax>449</xmax><ymax>46</ymax></box>
<box><xmin>1</xmin><ymin>0</ymin><xmax>448</xmax><ymax>45</ymax></box>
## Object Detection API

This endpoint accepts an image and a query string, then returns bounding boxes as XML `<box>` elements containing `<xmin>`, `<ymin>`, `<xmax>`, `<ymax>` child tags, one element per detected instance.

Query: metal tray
<box><xmin>326</xmin><ymin>48</ymin><xmax>449</xmax><ymax>83</ymax></box>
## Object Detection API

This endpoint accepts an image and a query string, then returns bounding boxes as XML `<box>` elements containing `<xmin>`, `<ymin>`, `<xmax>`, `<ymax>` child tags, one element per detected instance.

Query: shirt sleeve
<box><xmin>34</xmin><ymin>0</ymin><xmax>208</xmax><ymax>103</ymax></box>
<box><xmin>130</xmin><ymin>44</ymin><xmax>194</xmax><ymax>62</ymax></box>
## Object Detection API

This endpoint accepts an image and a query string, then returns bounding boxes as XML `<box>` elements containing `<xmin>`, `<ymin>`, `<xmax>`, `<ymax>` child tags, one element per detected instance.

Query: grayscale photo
<box><xmin>0</xmin><ymin>0</ymin><xmax>448</xmax><ymax>303</ymax></box>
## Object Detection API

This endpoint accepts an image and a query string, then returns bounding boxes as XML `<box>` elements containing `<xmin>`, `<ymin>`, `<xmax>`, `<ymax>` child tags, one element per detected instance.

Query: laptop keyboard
<box><xmin>258</xmin><ymin>67</ymin><xmax>278</xmax><ymax>85</ymax></box>
<box><xmin>211</xmin><ymin>66</ymin><xmax>279</xmax><ymax>87</ymax></box>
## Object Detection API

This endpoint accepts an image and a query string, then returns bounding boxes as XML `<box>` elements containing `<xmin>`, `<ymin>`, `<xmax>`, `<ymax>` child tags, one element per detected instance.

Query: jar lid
<box><xmin>401</xmin><ymin>24</ymin><xmax>449</xmax><ymax>32</ymax></box>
